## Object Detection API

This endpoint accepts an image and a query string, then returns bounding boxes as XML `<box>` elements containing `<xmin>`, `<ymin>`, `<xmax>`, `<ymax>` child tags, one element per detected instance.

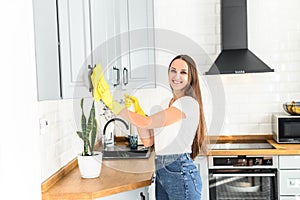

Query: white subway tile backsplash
<box><xmin>203</xmin><ymin>35</ymin><xmax>220</xmax><ymax>45</ymax></box>
<box><xmin>225</xmin><ymin>114</ymin><xmax>249</xmax><ymax>124</ymax></box>
<box><xmin>248</xmin><ymin>114</ymin><xmax>271</xmax><ymax>124</ymax></box>
<box><xmin>279</xmin><ymin>82</ymin><xmax>300</xmax><ymax>93</ymax></box>
<box><xmin>199</xmin><ymin>45</ymin><xmax>216</xmax><ymax>55</ymax></box>
<box><xmin>259</xmin><ymin>123</ymin><xmax>272</xmax><ymax>133</ymax></box>
<box><xmin>39</xmin><ymin>99</ymin><xmax>81</xmax><ymax>181</ymax></box>
<box><xmin>239</xmin><ymin>124</ymin><xmax>260</xmax><ymax>133</ymax></box>
<box><xmin>288</xmin><ymin>92</ymin><xmax>300</xmax><ymax>100</ymax></box>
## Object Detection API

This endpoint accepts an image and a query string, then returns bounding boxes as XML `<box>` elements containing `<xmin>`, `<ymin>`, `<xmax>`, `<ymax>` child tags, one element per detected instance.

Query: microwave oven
<box><xmin>272</xmin><ymin>113</ymin><xmax>300</xmax><ymax>143</ymax></box>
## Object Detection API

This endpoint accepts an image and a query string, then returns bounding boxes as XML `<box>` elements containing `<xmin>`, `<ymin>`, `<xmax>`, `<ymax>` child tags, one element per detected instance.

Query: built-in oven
<box><xmin>208</xmin><ymin>155</ymin><xmax>278</xmax><ymax>200</ymax></box>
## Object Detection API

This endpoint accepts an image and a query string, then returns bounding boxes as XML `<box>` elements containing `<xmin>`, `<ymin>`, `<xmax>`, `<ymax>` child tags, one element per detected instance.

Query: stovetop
<box><xmin>209</xmin><ymin>142</ymin><xmax>275</xmax><ymax>150</ymax></box>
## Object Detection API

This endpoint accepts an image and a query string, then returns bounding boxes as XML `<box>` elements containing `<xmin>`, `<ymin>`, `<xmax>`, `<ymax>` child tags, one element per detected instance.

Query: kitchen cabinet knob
<box><xmin>123</xmin><ymin>68</ymin><xmax>128</xmax><ymax>86</ymax></box>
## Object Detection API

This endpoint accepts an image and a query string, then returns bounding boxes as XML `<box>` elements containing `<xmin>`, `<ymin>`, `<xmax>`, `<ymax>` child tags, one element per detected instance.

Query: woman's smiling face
<box><xmin>168</xmin><ymin>59</ymin><xmax>189</xmax><ymax>96</ymax></box>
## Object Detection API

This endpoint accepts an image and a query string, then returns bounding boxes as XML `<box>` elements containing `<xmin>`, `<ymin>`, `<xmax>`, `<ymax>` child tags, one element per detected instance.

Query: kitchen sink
<box><xmin>102</xmin><ymin>145</ymin><xmax>152</xmax><ymax>159</ymax></box>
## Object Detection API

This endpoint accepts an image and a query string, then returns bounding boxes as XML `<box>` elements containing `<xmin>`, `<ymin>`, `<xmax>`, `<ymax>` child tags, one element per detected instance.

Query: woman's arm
<box><xmin>118</xmin><ymin>98</ymin><xmax>186</xmax><ymax>147</ymax></box>
<box><xmin>136</xmin><ymin>127</ymin><xmax>154</xmax><ymax>147</ymax></box>
<box><xmin>118</xmin><ymin>106</ymin><xmax>186</xmax><ymax>129</ymax></box>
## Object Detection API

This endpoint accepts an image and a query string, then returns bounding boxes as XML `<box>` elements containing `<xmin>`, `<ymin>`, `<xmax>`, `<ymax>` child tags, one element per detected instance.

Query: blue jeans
<box><xmin>155</xmin><ymin>153</ymin><xmax>202</xmax><ymax>200</ymax></box>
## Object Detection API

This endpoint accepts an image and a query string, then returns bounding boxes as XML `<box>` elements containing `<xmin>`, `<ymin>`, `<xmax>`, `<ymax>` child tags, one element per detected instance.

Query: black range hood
<box><xmin>206</xmin><ymin>0</ymin><xmax>274</xmax><ymax>75</ymax></box>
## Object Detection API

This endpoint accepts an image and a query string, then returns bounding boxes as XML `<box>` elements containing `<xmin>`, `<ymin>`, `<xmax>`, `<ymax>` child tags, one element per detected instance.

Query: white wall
<box><xmin>0</xmin><ymin>1</ymin><xmax>41</xmax><ymax>199</ymax></box>
<box><xmin>38</xmin><ymin>0</ymin><xmax>300</xmax><ymax>183</ymax></box>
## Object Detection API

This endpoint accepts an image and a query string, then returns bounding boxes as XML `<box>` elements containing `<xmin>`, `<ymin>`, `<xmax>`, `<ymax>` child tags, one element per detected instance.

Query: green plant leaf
<box><xmin>80</xmin><ymin>98</ymin><xmax>84</xmax><ymax>110</ymax></box>
<box><xmin>87</xmin><ymin>101</ymin><xmax>97</xmax><ymax>154</ymax></box>
<box><xmin>90</xmin><ymin>121</ymin><xmax>97</xmax><ymax>154</ymax></box>
<box><xmin>87</xmin><ymin>140</ymin><xmax>93</xmax><ymax>156</ymax></box>
<box><xmin>78</xmin><ymin>99</ymin><xmax>98</xmax><ymax>156</ymax></box>
<box><xmin>76</xmin><ymin>131</ymin><xmax>83</xmax><ymax>141</ymax></box>
<box><xmin>81</xmin><ymin>105</ymin><xmax>86</xmax><ymax>134</ymax></box>
<box><xmin>80</xmin><ymin>99</ymin><xmax>88</xmax><ymax>156</ymax></box>
<box><xmin>90</xmin><ymin>108</ymin><xmax>97</xmax><ymax>154</ymax></box>
<box><xmin>86</xmin><ymin>103</ymin><xmax>94</xmax><ymax>144</ymax></box>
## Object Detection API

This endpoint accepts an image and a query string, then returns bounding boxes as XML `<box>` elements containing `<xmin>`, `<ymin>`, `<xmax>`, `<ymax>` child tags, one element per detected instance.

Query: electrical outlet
<box><xmin>39</xmin><ymin>118</ymin><xmax>49</xmax><ymax>135</ymax></box>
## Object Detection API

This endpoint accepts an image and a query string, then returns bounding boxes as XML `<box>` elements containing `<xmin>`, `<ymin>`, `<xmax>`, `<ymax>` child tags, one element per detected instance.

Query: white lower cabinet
<box><xmin>96</xmin><ymin>187</ymin><xmax>148</xmax><ymax>200</ymax></box>
<box><xmin>278</xmin><ymin>155</ymin><xmax>300</xmax><ymax>200</ymax></box>
<box><xmin>280</xmin><ymin>197</ymin><xmax>300</xmax><ymax>200</ymax></box>
<box><xmin>194</xmin><ymin>156</ymin><xmax>209</xmax><ymax>200</ymax></box>
<box><xmin>148</xmin><ymin>178</ymin><xmax>155</xmax><ymax>200</ymax></box>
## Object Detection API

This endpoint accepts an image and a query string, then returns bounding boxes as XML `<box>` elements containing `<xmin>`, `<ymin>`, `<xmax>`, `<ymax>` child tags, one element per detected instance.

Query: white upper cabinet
<box><xmin>90</xmin><ymin>0</ymin><xmax>123</xmax><ymax>89</ymax></box>
<box><xmin>57</xmin><ymin>0</ymin><xmax>93</xmax><ymax>99</ymax></box>
<box><xmin>34</xmin><ymin>0</ymin><xmax>155</xmax><ymax>100</ymax></box>
<box><xmin>126</xmin><ymin>0</ymin><xmax>155</xmax><ymax>89</ymax></box>
<box><xmin>33</xmin><ymin>0</ymin><xmax>61</xmax><ymax>100</ymax></box>
<box><xmin>91</xmin><ymin>0</ymin><xmax>156</xmax><ymax>91</ymax></box>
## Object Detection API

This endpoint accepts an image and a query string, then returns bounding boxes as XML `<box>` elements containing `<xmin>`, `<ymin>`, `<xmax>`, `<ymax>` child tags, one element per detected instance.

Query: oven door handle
<box><xmin>212</xmin><ymin>173</ymin><xmax>276</xmax><ymax>177</ymax></box>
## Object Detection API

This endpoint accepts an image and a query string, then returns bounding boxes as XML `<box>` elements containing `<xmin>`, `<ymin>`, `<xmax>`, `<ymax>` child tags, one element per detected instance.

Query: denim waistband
<box><xmin>155</xmin><ymin>153</ymin><xmax>191</xmax><ymax>165</ymax></box>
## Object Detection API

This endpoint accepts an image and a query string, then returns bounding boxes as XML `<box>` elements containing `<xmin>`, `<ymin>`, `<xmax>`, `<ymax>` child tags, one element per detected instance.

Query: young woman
<box><xmin>92</xmin><ymin>55</ymin><xmax>207</xmax><ymax>200</ymax></box>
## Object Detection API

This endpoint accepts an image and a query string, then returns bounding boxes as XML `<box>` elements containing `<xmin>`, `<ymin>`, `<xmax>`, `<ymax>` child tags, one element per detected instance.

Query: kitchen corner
<box><xmin>42</xmin><ymin>150</ymin><xmax>155</xmax><ymax>200</ymax></box>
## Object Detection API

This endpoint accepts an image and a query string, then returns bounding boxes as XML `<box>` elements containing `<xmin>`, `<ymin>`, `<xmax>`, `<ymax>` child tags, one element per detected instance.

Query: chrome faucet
<box><xmin>103</xmin><ymin>118</ymin><xmax>129</xmax><ymax>149</ymax></box>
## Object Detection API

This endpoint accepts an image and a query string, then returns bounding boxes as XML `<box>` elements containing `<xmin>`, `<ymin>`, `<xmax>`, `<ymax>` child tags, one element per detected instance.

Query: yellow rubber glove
<box><xmin>91</xmin><ymin>64</ymin><xmax>123</xmax><ymax>115</ymax></box>
<box><xmin>124</xmin><ymin>94</ymin><xmax>133</xmax><ymax>108</ymax></box>
<box><xmin>124</xmin><ymin>94</ymin><xmax>146</xmax><ymax>116</ymax></box>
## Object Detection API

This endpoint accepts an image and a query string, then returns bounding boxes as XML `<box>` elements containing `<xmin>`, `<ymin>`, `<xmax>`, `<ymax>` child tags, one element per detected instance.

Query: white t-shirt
<box><xmin>154</xmin><ymin>96</ymin><xmax>199</xmax><ymax>155</ymax></box>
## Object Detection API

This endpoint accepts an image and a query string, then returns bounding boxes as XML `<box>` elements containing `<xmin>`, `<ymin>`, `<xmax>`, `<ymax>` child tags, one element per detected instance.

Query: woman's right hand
<box><xmin>124</xmin><ymin>94</ymin><xmax>146</xmax><ymax>116</ymax></box>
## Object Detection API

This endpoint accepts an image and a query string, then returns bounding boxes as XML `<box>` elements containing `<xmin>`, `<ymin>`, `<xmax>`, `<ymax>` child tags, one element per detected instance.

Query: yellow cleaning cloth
<box><xmin>91</xmin><ymin>64</ymin><xmax>107</xmax><ymax>102</ymax></box>
<box><xmin>90</xmin><ymin>64</ymin><xmax>123</xmax><ymax>114</ymax></box>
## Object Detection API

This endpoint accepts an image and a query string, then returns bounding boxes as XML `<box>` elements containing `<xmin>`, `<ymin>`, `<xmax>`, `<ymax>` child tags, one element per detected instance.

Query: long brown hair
<box><xmin>168</xmin><ymin>55</ymin><xmax>207</xmax><ymax>160</ymax></box>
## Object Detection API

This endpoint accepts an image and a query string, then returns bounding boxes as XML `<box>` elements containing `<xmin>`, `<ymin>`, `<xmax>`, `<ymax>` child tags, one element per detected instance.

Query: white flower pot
<box><xmin>77</xmin><ymin>152</ymin><xmax>103</xmax><ymax>178</ymax></box>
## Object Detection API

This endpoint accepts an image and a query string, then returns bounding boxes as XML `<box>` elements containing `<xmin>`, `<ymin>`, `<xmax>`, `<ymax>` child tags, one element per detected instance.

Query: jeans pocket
<box><xmin>190</xmin><ymin>168</ymin><xmax>202</xmax><ymax>194</ymax></box>
<box><xmin>163</xmin><ymin>161</ymin><xmax>183</xmax><ymax>175</ymax></box>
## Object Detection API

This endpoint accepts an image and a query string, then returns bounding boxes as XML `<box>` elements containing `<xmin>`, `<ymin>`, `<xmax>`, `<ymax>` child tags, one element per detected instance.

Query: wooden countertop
<box><xmin>42</xmin><ymin>135</ymin><xmax>300</xmax><ymax>200</ymax></box>
<box><xmin>42</xmin><ymin>151</ymin><xmax>155</xmax><ymax>200</ymax></box>
<box><xmin>207</xmin><ymin>135</ymin><xmax>300</xmax><ymax>156</ymax></box>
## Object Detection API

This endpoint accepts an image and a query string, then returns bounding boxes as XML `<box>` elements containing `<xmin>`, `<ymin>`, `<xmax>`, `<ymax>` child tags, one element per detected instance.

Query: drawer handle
<box><xmin>213</xmin><ymin>173</ymin><xmax>276</xmax><ymax>177</ymax></box>
<box><xmin>288</xmin><ymin>178</ymin><xmax>300</xmax><ymax>187</ymax></box>
<box><xmin>289</xmin><ymin>180</ymin><xmax>295</xmax><ymax>186</ymax></box>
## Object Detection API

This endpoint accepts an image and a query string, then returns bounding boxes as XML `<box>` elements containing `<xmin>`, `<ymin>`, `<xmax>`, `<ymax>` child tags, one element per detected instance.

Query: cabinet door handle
<box><xmin>288</xmin><ymin>178</ymin><xmax>300</xmax><ymax>187</ymax></box>
<box><xmin>140</xmin><ymin>192</ymin><xmax>145</xmax><ymax>200</ymax></box>
<box><xmin>113</xmin><ymin>66</ymin><xmax>120</xmax><ymax>87</ymax></box>
<box><xmin>123</xmin><ymin>67</ymin><xmax>128</xmax><ymax>86</ymax></box>
<box><xmin>88</xmin><ymin>65</ymin><xmax>93</xmax><ymax>92</ymax></box>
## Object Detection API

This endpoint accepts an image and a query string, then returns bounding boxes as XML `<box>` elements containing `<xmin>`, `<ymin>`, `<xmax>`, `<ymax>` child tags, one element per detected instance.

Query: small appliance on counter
<box><xmin>272</xmin><ymin>112</ymin><xmax>300</xmax><ymax>143</ymax></box>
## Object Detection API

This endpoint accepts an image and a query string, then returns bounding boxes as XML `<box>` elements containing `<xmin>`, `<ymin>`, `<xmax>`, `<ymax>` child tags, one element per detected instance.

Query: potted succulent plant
<box><xmin>76</xmin><ymin>98</ymin><xmax>102</xmax><ymax>178</ymax></box>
